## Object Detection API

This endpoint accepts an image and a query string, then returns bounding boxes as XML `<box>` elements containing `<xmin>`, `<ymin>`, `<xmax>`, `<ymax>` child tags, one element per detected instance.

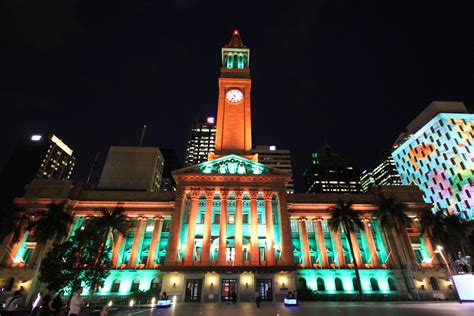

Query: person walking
<box><xmin>68</xmin><ymin>287</ymin><xmax>84</xmax><ymax>316</ymax></box>
<box><xmin>254</xmin><ymin>290</ymin><xmax>261</xmax><ymax>308</ymax></box>
<box><xmin>4</xmin><ymin>292</ymin><xmax>22</xmax><ymax>315</ymax></box>
<box><xmin>30</xmin><ymin>292</ymin><xmax>42</xmax><ymax>316</ymax></box>
<box><xmin>50</xmin><ymin>290</ymin><xmax>65</xmax><ymax>315</ymax></box>
<box><xmin>39</xmin><ymin>290</ymin><xmax>56</xmax><ymax>316</ymax></box>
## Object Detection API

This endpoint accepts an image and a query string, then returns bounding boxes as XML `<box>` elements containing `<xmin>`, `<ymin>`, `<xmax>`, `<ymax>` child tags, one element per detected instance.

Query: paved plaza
<box><xmin>114</xmin><ymin>302</ymin><xmax>474</xmax><ymax>316</ymax></box>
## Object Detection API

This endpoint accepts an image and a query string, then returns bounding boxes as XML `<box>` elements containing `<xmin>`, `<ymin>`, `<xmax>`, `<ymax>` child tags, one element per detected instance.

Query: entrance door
<box><xmin>256</xmin><ymin>279</ymin><xmax>273</xmax><ymax>301</ymax></box>
<box><xmin>221</xmin><ymin>279</ymin><xmax>237</xmax><ymax>301</ymax></box>
<box><xmin>185</xmin><ymin>279</ymin><xmax>202</xmax><ymax>302</ymax></box>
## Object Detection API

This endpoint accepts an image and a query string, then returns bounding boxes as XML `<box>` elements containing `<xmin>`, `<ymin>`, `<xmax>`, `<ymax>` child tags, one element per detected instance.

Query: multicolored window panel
<box><xmin>392</xmin><ymin>113</ymin><xmax>473</xmax><ymax>219</ymax></box>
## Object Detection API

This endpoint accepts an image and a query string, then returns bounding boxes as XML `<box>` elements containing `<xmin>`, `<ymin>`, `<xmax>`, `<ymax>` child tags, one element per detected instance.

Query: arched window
<box><xmin>370</xmin><ymin>278</ymin><xmax>380</xmax><ymax>291</ymax></box>
<box><xmin>317</xmin><ymin>278</ymin><xmax>326</xmax><ymax>291</ymax></box>
<box><xmin>352</xmin><ymin>278</ymin><xmax>360</xmax><ymax>291</ymax></box>
<box><xmin>150</xmin><ymin>278</ymin><xmax>160</xmax><ymax>290</ymax></box>
<box><xmin>111</xmin><ymin>279</ymin><xmax>120</xmax><ymax>293</ymax></box>
<box><xmin>335</xmin><ymin>277</ymin><xmax>344</xmax><ymax>291</ymax></box>
<box><xmin>130</xmin><ymin>279</ymin><xmax>140</xmax><ymax>292</ymax></box>
<box><xmin>227</xmin><ymin>54</ymin><xmax>233</xmax><ymax>68</ymax></box>
<box><xmin>238</xmin><ymin>55</ymin><xmax>244</xmax><ymax>69</ymax></box>
<box><xmin>388</xmin><ymin>278</ymin><xmax>397</xmax><ymax>291</ymax></box>
<box><xmin>298</xmin><ymin>278</ymin><xmax>307</xmax><ymax>290</ymax></box>
<box><xmin>430</xmin><ymin>277</ymin><xmax>440</xmax><ymax>290</ymax></box>
<box><xmin>233</xmin><ymin>54</ymin><xmax>238</xmax><ymax>68</ymax></box>
<box><xmin>4</xmin><ymin>277</ymin><xmax>14</xmax><ymax>291</ymax></box>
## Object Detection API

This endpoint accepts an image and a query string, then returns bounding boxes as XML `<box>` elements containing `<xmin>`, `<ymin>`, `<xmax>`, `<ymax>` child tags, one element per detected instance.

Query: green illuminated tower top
<box><xmin>220</xmin><ymin>29</ymin><xmax>250</xmax><ymax>78</ymax></box>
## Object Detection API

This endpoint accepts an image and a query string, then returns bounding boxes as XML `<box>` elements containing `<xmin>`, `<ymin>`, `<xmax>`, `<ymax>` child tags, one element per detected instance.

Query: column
<box><xmin>414</xmin><ymin>220</ymin><xmax>438</xmax><ymax>265</ymax></box>
<box><xmin>331</xmin><ymin>229</ymin><xmax>346</xmax><ymax>267</ymax></box>
<box><xmin>218</xmin><ymin>189</ymin><xmax>229</xmax><ymax>265</ymax></box>
<box><xmin>349</xmin><ymin>232</ymin><xmax>363</xmax><ymax>267</ymax></box>
<box><xmin>128</xmin><ymin>218</ymin><xmax>145</xmax><ymax>268</ymax></box>
<box><xmin>111</xmin><ymin>233</ymin><xmax>124</xmax><ymax>267</ymax></box>
<box><xmin>165</xmin><ymin>191</ymin><xmax>186</xmax><ymax>266</ymax></box>
<box><xmin>276</xmin><ymin>191</ymin><xmax>294</xmax><ymax>266</ymax></box>
<box><xmin>249</xmin><ymin>190</ymin><xmax>259</xmax><ymax>265</ymax></box>
<box><xmin>146</xmin><ymin>217</ymin><xmax>164</xmax><ymax>268</ymax></box>
<box><xmin>363</xmin><ymin>218</ymin><xmax>379</xmax><ymax>267</ymax></box>
<box><xmin>234</xmin><ymin>189</ymin><xmax>244</xmax><ymax>266</ymax></box>
<box><xmin>201</xmin><ymin>189</ymin><xmax>215</xmax><ymax>266</ymax></box>
<box><xmin>298</xmin><ymin>217</ymin><xmax>312</xmax><ymax>267</ymax></box>
<box><xmin>263</xmin><ymin>191</ymin><xmax>275</xmax><ymax>265</ymax></box>
<box><xmin>313</xmin><ymin>218</ymin><xmax>329</xmax><ymax>267</ymax></box>
<box><xmin>184</xmin><ymin>190</ymin><xmax>201</xmax><ymax>265</ymax></box>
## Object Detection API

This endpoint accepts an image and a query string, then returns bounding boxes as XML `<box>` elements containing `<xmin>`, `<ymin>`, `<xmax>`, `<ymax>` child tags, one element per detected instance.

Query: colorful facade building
<box><xmin>0</xmin><ymin>31</ymin><xmax>453</xmax><ymax>303</ymax></box>
<box><xmin>392</xmin><ymin>101</ymin><xmax>473</xmax><ymax>219</ymax></box>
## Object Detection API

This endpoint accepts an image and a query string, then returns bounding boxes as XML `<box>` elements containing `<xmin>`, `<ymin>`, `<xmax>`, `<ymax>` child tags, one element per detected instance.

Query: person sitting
<box><xmin>286</xmin><ymin>291</ymin><xmax>293</xmax><ymax>299</ymax></box>
<box><xmin>161</xmin><ymin>292</ymin><xmax>168</xmax><ymax>300</ymax></box>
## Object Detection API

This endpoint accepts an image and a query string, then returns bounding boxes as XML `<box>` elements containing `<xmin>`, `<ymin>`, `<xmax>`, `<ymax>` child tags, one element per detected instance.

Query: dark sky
<box><xmin>1</xmin><ymin>0</ymin><xmax>473</xmax><ymax>192</ymax></box>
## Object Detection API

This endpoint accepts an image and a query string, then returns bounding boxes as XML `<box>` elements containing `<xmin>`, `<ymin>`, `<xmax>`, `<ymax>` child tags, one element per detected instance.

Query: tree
<box><xmin>328</xmin><ymin>199</ymin><xmax>364</xmax><ymax>298</ymax></box>
<box><xmin>374</xmin><ymin>193</ymin><xmax>416</xmax><ymax>299</ymax></box>
<box><xmin>26</xmin><ymin>202</ymin><xmax>73</xmax><ymax>303</ymax></box>
<box><xmin>0</xmin><ymin>202</ymin><xmax>27</xmax><ymax>243</ymax></box>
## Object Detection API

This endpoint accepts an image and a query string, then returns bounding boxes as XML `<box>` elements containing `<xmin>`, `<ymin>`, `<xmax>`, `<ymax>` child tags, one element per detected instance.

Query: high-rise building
<box><xmin>304</xmin><ymin>144</ymin><xmax>361</xmax><ymax>194</ymax></box>
<box><xmin>159</xmin><ymin>148</ymin><xmax>181</xmax><ymax>192</ymax></box>
<box><xmin>360</xmin><ymin>154</ymin><xmax>402</xmax><ymax>193</ymax></box>
<box><xmin>184</xmin><ymin>117</ymin><xmax>216</xmax><ymax>166</ymax></box>
<box><xmin>0</xmin><ymin>133</ymin><xmax>75</xmax><ymax>204</ymax></box>
<box><xmin>98</xmin><ymin>146</ymin><xmax>164</xmax><ymax>192</ymax></box>
<box><xmin>392</xmin><ymin>101</ymin><xmax>473</xmax><ymax>219</ymax></box>
<box><xmin>252</xmin><ymin>145</ymin><xmax>295</xmax><ymax>193</ymax></box>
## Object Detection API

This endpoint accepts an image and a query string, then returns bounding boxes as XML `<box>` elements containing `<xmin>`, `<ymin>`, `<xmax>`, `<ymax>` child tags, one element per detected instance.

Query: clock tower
<box><xmin>212</xmin><ymin>30</ymin><xmax>255</xmax><ymax>160</ymax></box>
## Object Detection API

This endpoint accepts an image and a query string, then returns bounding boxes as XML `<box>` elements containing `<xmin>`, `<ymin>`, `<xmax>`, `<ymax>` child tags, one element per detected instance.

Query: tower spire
<box><xmin>227</xmin><ymin>29</ymin><xmax>246</xmax><ymax>48</ymax></box>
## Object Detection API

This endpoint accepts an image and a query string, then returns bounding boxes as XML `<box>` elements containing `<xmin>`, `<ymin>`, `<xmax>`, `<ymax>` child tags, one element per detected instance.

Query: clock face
<box><xmin>225</xmin><ymin>89</ymin><xmax>244</xmax><ymax>103</ymax></box>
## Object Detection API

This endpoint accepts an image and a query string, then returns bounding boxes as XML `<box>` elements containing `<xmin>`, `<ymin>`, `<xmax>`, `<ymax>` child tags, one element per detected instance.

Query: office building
<box><xmin>184</xmin><ymin>117</ymin><xmax>216</xmax><ymax>166</ymax></box>
<box><xmin>160</xmin><ymin>148</ymin><xmax>181</xmax><ymax>192</ymax></box>
<box><xmin>98</xmin><ymin>146</ymin><xmax>164</xmax><ymax>192</ymax></box>
<box><xmin>304</xmin><ymin>144</ymin><xmax>361</xmax><ymax>194</ymax></box>
<box><xmin>360</xmin><ymin>154</ymin><xmax>402</xmax><ymax>193</ymax></box>
<box><xmin>0</xmin><ymin>133</ymin><xmax>75</xmax><ymax>204</ymax></box>
<box><xmin>392</xmin><ymin>101</ymin><xmax>473</xmax><ymax>219</ymax></box>
<box><xmin>252</xmin><ymin>145</ymin><xmax>295</xmax><ymax>193</ymax></box>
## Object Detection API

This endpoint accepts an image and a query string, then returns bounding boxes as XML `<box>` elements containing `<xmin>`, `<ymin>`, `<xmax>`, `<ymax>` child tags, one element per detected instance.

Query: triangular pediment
<box><xmin>173</xmin><ymin>154</ymin><xmax>287</xmax><ymax>176</ymax></box>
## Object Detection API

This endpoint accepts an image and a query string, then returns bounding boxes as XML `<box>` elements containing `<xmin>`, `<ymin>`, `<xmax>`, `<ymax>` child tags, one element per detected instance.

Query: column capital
<box><xmin>262</xmin><ymin>190</ymin><xmax>273</xmax><ymax>201</ymax></box>
<box><xmin>190</xmin><ymin>189</ymin><xmax>201</xmax><ymax>200</ymax></box>
<box><xmin>205</xmin><ymin>189</ymin><xmax>215</xmax><ymax>200</ymax></box>
<box><xmin>312</xmin><ymin>217</ymin><xmax>323</xmax><ymax>223</ymax></box>
<box><xmin>248</xmin><ymin>190</ymin><xmax>259</xmax><ymax>200</ymax></box>
<box><xmin>220</xmin><ymin>188</ymin><xmax>230</xmax><ymax>200</ymax></box>
<box><xmin>156</xmin><ymin>216</ymin><xmax>165</xmax><ymax>222</ymax></box>
<box><xmin>234</xmin><ymin>188</ymin><xmax>244</xmax><ymax>200</ymax></box>
<box><xmin>297</xmin><ymin>216</ymin><xmax>307</xmax><ymax>223</ymax></box>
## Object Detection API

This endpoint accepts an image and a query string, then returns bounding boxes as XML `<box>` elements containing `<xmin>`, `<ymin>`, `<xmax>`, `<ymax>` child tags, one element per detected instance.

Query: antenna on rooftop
<box><xmin>139</xmin><ymin>124</ymin><xmax>147</xmax><ymax>147</ymax></box>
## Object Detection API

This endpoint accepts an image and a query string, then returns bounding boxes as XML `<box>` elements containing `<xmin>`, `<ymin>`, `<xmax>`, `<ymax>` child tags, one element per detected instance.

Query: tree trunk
<box><xmin>344</xmin><ymin>225</ymin><xmax>363</xmax><ymax>299</ymax></box>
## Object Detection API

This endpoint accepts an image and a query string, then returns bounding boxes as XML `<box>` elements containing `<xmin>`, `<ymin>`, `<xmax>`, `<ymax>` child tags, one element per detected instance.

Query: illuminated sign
<box><xmin>207</xmin><ymin>117</ymin><xmax>215</xmax><ymax>124</ymax></box>
<box><xmin>31</xmin><ymin>135</ymin><xmax>42</xmax><ymax>141</ymax></box>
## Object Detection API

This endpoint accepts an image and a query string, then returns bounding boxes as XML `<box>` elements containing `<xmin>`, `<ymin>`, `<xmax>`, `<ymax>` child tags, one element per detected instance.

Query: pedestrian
<box><xmin>40</xmin><ymin>289</ymin><xmax>56</xmax><ymax>316</ymax></box>
<box><xmin>30</xmin><ymin>292</ymin><xmax>42</xmax><ymax>316</ymax></box>
<box><xmin>286</xmin><ymin>291</ymin><xmax>292</xmax><ymax>299</ymax></box>
<box><xmin>254</xmin><ymin>290</ymin><xmax>261</xmax><ymax>308</ymax></box>
<box><xmin>68</xmin><ymin>287</ymin><xmax>84</xmax><ymax>316</ymax></box>
<box><xmin>100</xmin><ymin>305</ymin><xmax>109</xmax><ymax>316</ymax></box>
<box><xmin>4</xmin><ymin>292</ymin><xmax>22</xmax><ymax>315</ymax></box>
<box><xmin>50</xmin><ymin>290</ymin><xmax>65</xmax><ymax>315</ymax></box>
<box><xmin>231</xmin><ymin>291</ymin><xmax>237</xmax><ymax>304</ymax></box>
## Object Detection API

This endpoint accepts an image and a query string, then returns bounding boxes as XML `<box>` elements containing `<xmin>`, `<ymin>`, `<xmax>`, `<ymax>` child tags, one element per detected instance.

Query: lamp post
<box><xmin>434</xmin><ymin>245</ymin><xmax>452</xmax><ymax>275</ymax></box>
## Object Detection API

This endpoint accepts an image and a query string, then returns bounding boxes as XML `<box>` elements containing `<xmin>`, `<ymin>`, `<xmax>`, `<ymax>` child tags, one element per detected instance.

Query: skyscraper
<box><xmin>392</xmin><ymin>101</ymin><xmax>473</xmax><ymax>219</ymax></box>
<box><xmin>360</xmin><ymin>154</ymin><xmax>402</xmax><ymax>193</ymax></box>
<box><xmin>0</xmin><ymin>133</ymin><xmax>75</xmax><ymax>204</ymax></box>
<box><xmin>184</xmin><ymin>117</ymin><xmax>216</xmax><ymax>166</ymax></box>
<box><xmin>159</xmin><ymin>148</ymin><xmax>181</xmax><ymax>192</ymax></box>
<box><xmin>304</xmin><ymin>144</ymin><xmax>361</xmax><ymax>194</ymax></box>
<box><xmin>98</xmin><ymin>146</ymin><xmax>164</xmax><ymax>192</ymax></box>
<box><xmin>252</xmin><ymin>145</ymin><xmax>295</xmax><ymax>193</ymax></box>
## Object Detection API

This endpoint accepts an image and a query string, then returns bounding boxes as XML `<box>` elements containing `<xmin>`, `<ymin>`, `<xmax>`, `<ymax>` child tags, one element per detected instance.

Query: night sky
<box><xmin>1</xmin><ymin>1</ymin><xmax>473</xmax><ymax>192</ymax></box>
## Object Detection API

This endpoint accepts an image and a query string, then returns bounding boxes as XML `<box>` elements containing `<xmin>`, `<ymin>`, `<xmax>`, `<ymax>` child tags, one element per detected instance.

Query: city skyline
<box><xmin>1</xmin><ymin>2</ymin><xmax>473</xmax><ymax>192</ymax></box>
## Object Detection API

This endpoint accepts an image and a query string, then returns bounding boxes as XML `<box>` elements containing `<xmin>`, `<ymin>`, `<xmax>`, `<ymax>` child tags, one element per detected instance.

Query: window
<box><xmin>130</xmin><ymin>279</ymin><xmax>140</xmax><ymax>292</ymax></box>
<box><xmin>335</xmin><ymin>278</ymin><xmax>344</xmax><ymax>291</ymax></box>
<box><xmin>317</xmin><ymin>278</ymin><xmax>326</xmax><ymax>291</ymax></box>
<box><xmin>111</xmin><ymin>279</ymin><xmax>121</xmax><ymax>293</ymax></box>
<box><xmin>257</xmin><ymin>213</ymin><xmax>263</xmax><ymax>224</ymax></box>
<box><xmin>272</xmin><ymin>213</ymin><xmax>278</xmax><ymax>225</ymax></box>
<box><xmin>162</xmin><ymin>220</ymin><xmax>170</xmax><ymax>232</ymax></box>
<box><xmin>214</xmin><ymin>213</ymin><xmax>220</xmax><ymax>224</ymax></box>
<box><xmin>228</xmin><ymin>214</ymin><xmax>235</xmax><ymax>224</ymax></box>
<box><xmin>184</xmin><ymin>212</ymin><xmax>190</xmax><ymax>224</ymax></box>
<box><xmin>370</xmin><ymin>278</ymin><xmax>380</xmax><ymax>291</ymax></box>
<box><xmin>388</xmin><ymin>278</ymin><xmax>397</xmax><ymax>291</ymax></box>
<box><xmin>243</xmin><ymin>213</ymin><xmax>249</xmax><ymax>224</ymax></box>
<box><xmin>353</xmin><ymin>278</ymin><xmax>360</xmax><ymax>291</ymax></box>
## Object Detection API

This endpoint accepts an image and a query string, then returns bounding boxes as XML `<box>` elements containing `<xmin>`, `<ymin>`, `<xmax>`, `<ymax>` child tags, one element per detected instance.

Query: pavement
<box><xmin>114</xmin><ymin>302</ymin><xmax>474</xmax><ymax>316</ymax></box>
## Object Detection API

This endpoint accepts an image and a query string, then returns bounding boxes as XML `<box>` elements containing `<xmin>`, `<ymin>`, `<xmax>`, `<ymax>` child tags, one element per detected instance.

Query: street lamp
<box><xmin>435</xmin><ymin>245</ymin><xmax>452</xmax><ymax>275</ymax></box>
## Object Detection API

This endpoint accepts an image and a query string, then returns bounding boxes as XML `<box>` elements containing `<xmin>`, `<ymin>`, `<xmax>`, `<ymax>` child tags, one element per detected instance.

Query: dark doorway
<box><xmin>185</xmin><ymin>279</ymin><xmax>202</xmax><ymax>302</ymax></box>
<box><xmin>256</xmin><ymin>279</ymin><xmax>273</xmax><ymax>301</ymax></box>
<box><xmin>221</xmin><ymin>279</ymin><xmax>237</xmax><ymax>301</ymax></box>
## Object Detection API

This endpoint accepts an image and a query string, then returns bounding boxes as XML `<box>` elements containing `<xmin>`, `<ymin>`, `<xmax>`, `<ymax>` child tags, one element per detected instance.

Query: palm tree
<box><xmin>26</xmin><ymin>202</ymin><xmax>73</xmax><ymax>304</ymax></box>
<box><xmin>443</xmin><ymin>213</ymin><xmax>468</xmax><ymax>257</ymax></box>
<box><xmin>0</xmin><ymin>202</ymin><xmax>27</xmax><ymax>245</ymax></box>
<box><xmin>374</xmin><ymin>193</ymin><xmax>416</xmax><ymax>299</ymax></box>
<box><xmin>328</xmin><ymin>199</ymin><xmax>364</xmax><ymax>298</ymax></box>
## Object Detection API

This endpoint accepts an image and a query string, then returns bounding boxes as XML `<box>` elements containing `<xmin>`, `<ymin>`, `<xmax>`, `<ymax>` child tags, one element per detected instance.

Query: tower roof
<box><xmin>226</xmin><ymin>29</ymin><xmax>246</xmax><ymax>48</ymax></box>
